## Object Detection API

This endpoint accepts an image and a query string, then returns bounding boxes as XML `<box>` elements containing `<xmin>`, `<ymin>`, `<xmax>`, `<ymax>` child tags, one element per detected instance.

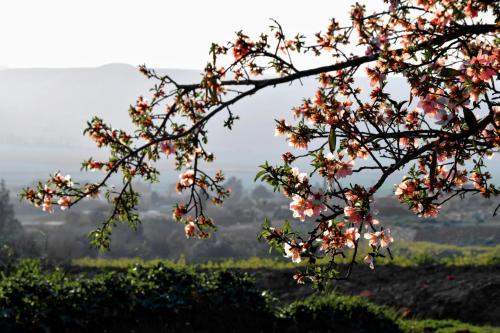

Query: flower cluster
<box><xmin>22</xmin><ymin>173</ymin><xmax>79</xmax><ymax>214</ymax></box>
<box><xmin>22</xmin><ymin>0</ymin><xmax>500</xmax><ymax>282</ymax></box>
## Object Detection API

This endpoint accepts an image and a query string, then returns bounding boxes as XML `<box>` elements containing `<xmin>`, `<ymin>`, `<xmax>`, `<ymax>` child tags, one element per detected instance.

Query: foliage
<box><xmin>0</xmin><ymin>180</ymin><xmax>36</xmax><ymax>263</ymax></box>
<box><xmin>283</xmin><ymin>293</ymin><xmax>500</xmax><ymax>333</ymax></box>
<box><xmin>1</xmin><ymin>259</ymin><xmax>499</xmax><ymax>332</ymax></box>
<box><xmin>400</xmin><ymin>319</ymin><xmax>500</xmax><ymax>333</ymax></box>
<box><xmin>280</xmin><ymin>292</ymin><xmax>402</xmax><ymax>333</ymax></box>
<box><xmin>72</xmin><ymin>242</ymin><xmax>500</xmax><ymax>270</ymax></box>
<box><xmin>0</xmin><ymin>259</ymin><xmax>272</xmax><ymax>332</ymax></box>
<box><xmin>0</xmin><ymin>180</ymin><xmax>23</xmax><ymax>243</ymax></box>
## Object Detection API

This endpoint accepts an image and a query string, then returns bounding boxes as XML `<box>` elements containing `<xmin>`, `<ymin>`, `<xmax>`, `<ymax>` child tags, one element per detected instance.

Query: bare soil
<box><xmin>247</xmin><ymin>265</ymin><xmax>500</xmax><ymax>326</ymax></box>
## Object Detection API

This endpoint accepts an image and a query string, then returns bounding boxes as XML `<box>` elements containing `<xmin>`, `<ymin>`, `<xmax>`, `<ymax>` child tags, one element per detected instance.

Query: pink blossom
<box><xmin>42</xmin><ymin>198</ymin><xmax>54</xmax><ymax>214</ymax></box>
<box><xmin>325</xmin><ymin>154</ymin><xmax>354</xmax><ymax>179</ymax></box>
<box><xmin>453</xmin><ymin>171</ymin><xmax>468</xmax><ymax>188</ymax></box>
<box><xmin>88</xmin><ymin>160</ymin><xmax>103</xmax><ymax>172</ymax></box>
<box><xmin>418</xmin><ymin>94</ymin><xmax>448</xmax><ymax>118</ymax></box>
<box><xmin>344</xmin><ymin>206</ymin><xmax>362</xmax><ymax>224</ymax></box>
<box><xmin>357</xmin><ymin>149</ymin><xmax>369</xmax><ymax>160</ymax></box>
<box><xmin>395</xmin><ymin>180</ymin><xmax>416</xmax><ymax>197</ymax></box>
<box><xmin>57</xmin><ymin>196</ymin><xmax>71</xmax><ymax>210</ymax></box>
<box><xmin>464</xmin><ymin>1</ymin><xmax>478</xmax><ymax>17</ymax></box>
<box><xmin>54</xmin><ymin>173</ymin><xmax>73</xmax><ymax>187</ymax></box>
<box><xmin>290</xmin><ymin>195</ymin><xmax>309</xmax><ymax>221</ymax></box>
<box><xmin>274</xmin><ymin>119</ymin><xmax>291</xmax><ymax>136</ymax></box>
<box><xmin>364</xmin><ymin>229</ymin><xmax>393</xmax><ymax>248</ymax></box>
<box><xmin>160</xmin><ymin>140</ymin><xmax>176</xmax><ymax>155</ymax></box>
<box><xmin>493</xmin><ymin>106</ymin><xmax>500</xmax><ymax>126</ymax></box>
<box><xmin>289</xmin><ymin>189</ymin><xmax>326</xmax><ymax>221</ymax></box>
<box><xmin>379</xmin><ymin>229</ymin><xmax>394</xmax><ymax>248</ymax></box>
<box><xmin>344</xmin><ymin>190</ymin><xmax>358</xmax><ymax>203</ymax></box>
<box><xmin>173</xmin><ymin>203</ymin><xmax>187</xmax><ymax>220</ymax></box>
<box><xmin>345</xmin><ymin>227</ymin><xmax>360</xmax><ymax>248</ymax></box>
<box><xmin>179</xmin><ymin>170</ymin><xmax>195</xmax><ymax>187</ymax></box>
<box><xmin>364</xmin><ymin>254</ymin><xmax>375</xmax><ymax>270</ymax></box>
<box><xmin>364</xmin><ymin>232</ymin><xmax>379</xmax><ymax>247</ymax></box>
<box><xmin>466</xmin><ymin>52</ymin><xmax>496</xmax><ymax>84</ymax></box>
<box><xmin>305</xmin><ymin>189</ymin><xmax>327</xmax><ymax>216</ymax></box>
<box><xmin>336</xmin><ymin>160</ymin><xmax>354</xmax><ymax>179</ymax></box>
<box><xmin>291</xmin><ymin>167</ymin><xmax>308</xmax><ymax>183</ymax></box>
<box><xmin>422</xmin><ymin>205</ymin><xmax>440</xmax><ymax>218</ymax></box>
<box><xmin>44</xmin><ymin>184</ymin><xmax>56</xmax><ymax>195</ymax></box>
<box><xmin>284</xmin><ymin>243</ymin><xmax>302</xmax><ymax>263</ymax></box>
<box><xmin>184</xmin><ymin>221</ymin><xmax>196</xmax><ymax>238</ymax></box>
<box><xmin>85</xmin><ymin>185</ymin><xmax>100</xmax><ymax>199</ymax></box>
<box><xmin>287</xmin><ymin>134</ymin><xmax>309</xmax><ymax>150</ymax></box>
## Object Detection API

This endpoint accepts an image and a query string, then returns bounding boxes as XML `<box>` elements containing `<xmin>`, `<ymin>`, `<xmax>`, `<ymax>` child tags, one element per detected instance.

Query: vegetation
<box><xmin>284</xmin><ymin>293</ymin><xmax>500</xmax><ymax>333</ymax></box>
<box><xmin>0</xmin><ymin>259</ymin><xmax>498</xmax><ymax>333</ymax></box>
<box><xmin>0</xmin><ymin>259</ymin><xmax>272</xmax><ymax>332</ymax></box>
<box><xmin>0</xmin><ymin>180</ymin><xmax>36</xmax><ymax>262</ymax></box>
<box><xmin>72</xmin><ymin>241</ymin><xmax>500</xmax><ymax>270</ymax></box>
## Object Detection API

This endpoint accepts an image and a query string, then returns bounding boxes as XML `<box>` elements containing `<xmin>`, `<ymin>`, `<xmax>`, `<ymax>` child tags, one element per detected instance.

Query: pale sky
<box><xmin>0</xmin><ymin>0</ymin><xmax>382</xmax><ymax>69</ymax></box>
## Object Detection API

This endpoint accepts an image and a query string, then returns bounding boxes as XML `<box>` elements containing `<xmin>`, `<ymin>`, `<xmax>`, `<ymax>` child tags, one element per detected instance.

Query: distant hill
<box><xmin>0</xmin><ymin>64</ymin><xmax>311</xmax><ymax>187</ymax></box>
<box><xmin>0</xmin><ymin>65</ymin><xmax>498</xmax><ymax>192</ymax></box>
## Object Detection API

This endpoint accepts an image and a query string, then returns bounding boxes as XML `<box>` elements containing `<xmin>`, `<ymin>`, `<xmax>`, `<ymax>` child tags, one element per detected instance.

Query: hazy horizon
<box><xmin>2</xmin><ymin>64</ymin><xmax>499</xmax><ymax>195</ymax></box>
<box><xmin>0</xmin><ymin>64</ymin><xmax>412</xmax><ymax>194</ymax></box>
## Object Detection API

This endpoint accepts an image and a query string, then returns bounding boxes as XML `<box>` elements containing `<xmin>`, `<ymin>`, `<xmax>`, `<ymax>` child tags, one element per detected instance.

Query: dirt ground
<box><xmin>247</xmin><ymin>265</ymin><xmax>500</xmax><ymax>326</ymax></box>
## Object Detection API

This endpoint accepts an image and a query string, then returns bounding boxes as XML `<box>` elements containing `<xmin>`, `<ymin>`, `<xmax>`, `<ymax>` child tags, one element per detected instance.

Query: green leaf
<box><xmin>283</xmin><ymin>220</ymin><xmax>292</xmax><ymax>234</ymax></box>
<box><xmin>254</xmin><ymin>170</ymin><xmax>267</xmax><ymax>182</ymax></box>
<box><xmin>328</xmin><ymin>127</ymin><xmax>336</xmax><ymax>153</ymax></box>
<box><xmin>463</xmin><ymin>108</ymin><xmax>478</xmax><ymax>132</ymax></box>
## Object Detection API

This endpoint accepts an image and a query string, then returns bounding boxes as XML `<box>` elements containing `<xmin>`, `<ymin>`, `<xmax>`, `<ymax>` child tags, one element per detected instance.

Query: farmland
<box><xmin>2</xmin><ymin>242</ymin><xmax>499</xmax><ymax>332</ymax></box>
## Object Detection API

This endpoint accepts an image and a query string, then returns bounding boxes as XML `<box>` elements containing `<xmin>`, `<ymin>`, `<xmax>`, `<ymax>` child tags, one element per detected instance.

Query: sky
<box><xmin>0</xmin><ymin>0</ymin><xmax>383</xmax><ymax>69</ymax></box>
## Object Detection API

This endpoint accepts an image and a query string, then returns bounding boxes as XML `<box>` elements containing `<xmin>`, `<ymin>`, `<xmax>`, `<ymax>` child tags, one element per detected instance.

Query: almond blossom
<box><xmin>42</xmin><ymin>198</ymin><xmax>54</xmax><ymax>214</ymax></box>
<box><xmin>468</xmin><ymin>172</ymin><xmax>483</xmax><ymax>190</ymax></box>
<box><xmin>344</xmin><ymin>206</ymin><xmax>362</xmax><ymax>224</ymax></box>
<box><xmin>305</xmin><ymin>189</ymin><xmax>327</xmax><ymax>216</ymax></box>
<box><xmin>184</xmin><ymin>221</ymin><xmax>196</xmax><ymax>238</ymax></box>
<box><xmin>324</xmin><ymin>153</ymin><xmax>354</xmax><ymax>179</ymax></box>
<box><xmin>336</xmin><ymin>160</ymin><xmax>354</xmax><ymax>179</ymax></box>
<box><xmin>284</xmin><ymin>242</ymin><xmax>302</xmax><ymax>263</ymax></box>
<box><xmin>179</xmin><ymin>170</ymin><xmax>195</xmax><ymax>187</ymax></box>
<box><xmin>364</xmin><ymin>229</ymin><xmax>394</xmax><ymax>248</ymax></box>
<box><xmin>173</xmin><ymin>203</ymin><xmax>188</xmax><ymax>220</ymax></box>
<box><xmin>364</xmin><ymin>254</ymin><xmax>375</xmax><ymax>270</ymax></box>
<box><xmin>289</xmin><ymin>195</ymin><xmax>310</xmax><ymax>222</ymax></box>
<box><xmin>395</xmin><ymin>180</ymin><xmax>416</xmax><ymax>197</ymax></box>
<box><xmin>291</xmin><ymin>167</ymin><xmax>308</xmax><ymax>184</ymax></box>
<box><xmin>344</xmin><ymin>227</ymin><xmax>360</xmax><ymax>248</ymax></box>
<box><xmin>57</xmin><ymin>196</ymin><xmax>71</xmax><ymax>210</ymax></box>
<box><xmin>289</xmin><ymin>187</ymin><xmax>327</xmax><ymax>222</ymax></box>
<box><xmin>160</xmin><ymin>140</ymin><xmax>176</xmax><ymax>155</ymax></box>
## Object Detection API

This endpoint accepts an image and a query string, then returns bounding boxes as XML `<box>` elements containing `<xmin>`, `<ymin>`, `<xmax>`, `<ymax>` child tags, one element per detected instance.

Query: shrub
<box><xmin>279</xmin><ymin>293</ymin><xmax>402</xmax><ymax>333</ymax></box>
<box><xmin>0</xmin><ymin>260</ymin><xmax>273</xmax><ymax>332</ymax></box>
<box><xmin>1</xmin><ymin>260</ymin><xmax>499</xmax><ymax>333</ymax></box>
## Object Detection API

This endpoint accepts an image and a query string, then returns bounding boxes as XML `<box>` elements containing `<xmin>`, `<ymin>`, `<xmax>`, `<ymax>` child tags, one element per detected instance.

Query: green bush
<box><xmin>279</xmin><ymin>293</ymin><xmax>401</xmax><ymax>333</ymax></box>
<box><xmin>1</xmin><ymin>260</ymin><xmax>499</xmax><ymax>333</ymax></box>
<box><xmin>0</xmin><ymin>259</ymin><xmax>273</xmax><ymax>332</ymax></box>
<box><xmin>400</xmin><ymin>319</ymin><xmax>500</xmax><ymax>333</ymax></box>
<box><xmin>280</xmin><ymin>293</ymin><xmax>500</xmax><ymax>333</ymax></box>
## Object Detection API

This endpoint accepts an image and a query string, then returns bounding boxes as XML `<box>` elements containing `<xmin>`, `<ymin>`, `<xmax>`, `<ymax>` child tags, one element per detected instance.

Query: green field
<box><xmin>72</xmin><ymin>241</ymin><xmax>500</xmax><ymax>270</ymax></box>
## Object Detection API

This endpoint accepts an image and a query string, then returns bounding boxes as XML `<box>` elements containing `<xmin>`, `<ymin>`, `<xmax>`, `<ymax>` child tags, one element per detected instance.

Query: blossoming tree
<box><xmin>22</xmin><ymin>0</ymin><xmax>499</xmax><ymax>283</ymax></box>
